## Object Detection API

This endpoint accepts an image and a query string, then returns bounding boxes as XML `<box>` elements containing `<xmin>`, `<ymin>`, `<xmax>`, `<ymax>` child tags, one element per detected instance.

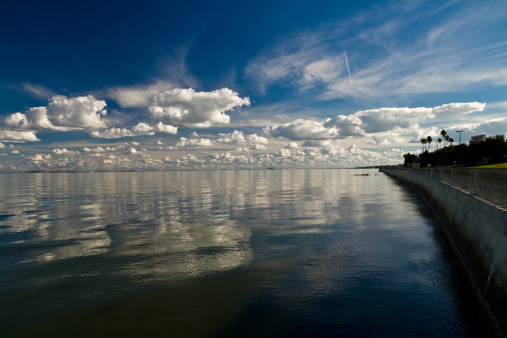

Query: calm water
<box><xmin>0</xmin><ymin>169</ymin><xmax>495</xmax><ymax>337</ymax></box>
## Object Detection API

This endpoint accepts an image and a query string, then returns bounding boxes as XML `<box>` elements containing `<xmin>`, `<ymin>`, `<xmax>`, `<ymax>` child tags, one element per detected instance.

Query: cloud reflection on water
<box><xmin>0</xmin><ymin>169</ymin><xmax>388</xmax><ymax>281</ymax></box>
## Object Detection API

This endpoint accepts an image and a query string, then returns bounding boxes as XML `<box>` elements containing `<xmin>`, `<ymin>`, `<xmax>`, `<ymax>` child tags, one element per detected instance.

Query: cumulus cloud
<box><xmin>433</xmin><ymin>102</ymin><xmax>486</xmax><ymax>118</ymax></box>
<box><xmin>216</xmin><ymin>130</ymin><xmax>268</xmax><ymax>146</ymax></box>
<box><xmin>154</xmin><ymin>122</ymin><xmax>178</xmax><ymax>134</ymax></box>
<box><xmin>53</xmin><ymin>148</ymin><xmax>79</xmax><ymax>155</ymax></box>
<box><xmin>46</xmin><ymin>95</ymin><xmax>107</xmax><ymax>129</ymax></box>
<box><xmin>354</xmin><ymin>107</ymin><xmax>434</xmax><ymax>133</ymax></box>
<box><xmin>301</xmin><ymin>140</ymin><xmax>340</xmax><ymax>147</ymax></box>
<box><xmin>277</xmin><ymin>148</ymin><xmax>291</xmax><ymax>157</ymax></box>
<box><xmin>28</xmin><ymin>153</ymin><xmax>52</xmax><ymax>161</ymax></box>
<box><xmin>131</xmin><ymin>122</ymin><xmax>155</xmax><ymax>135</ymax></box>
<box><xmin>91</xmin><ymin>128</ymin><xmax>135</xmax><ymax>139</ymax></box>
<box><xmin>3</xmin><ymin>95</ymin><xmax>107</xmax><ymax>131</ymax></box>
<box><xmin>323</xmin><ymin>115</ymin><xmax>364</xmax><ymax>137</ymax></box>
<box><xmin>149</xmin><ymin>88</ymin><xmax>250</xmax><ymax>128</ymax></box>
<box><xmin>176</xmin><ymin>137</ymin><xmax>213</xmax><ymax>148</ymax></box>
<box><xmin>250</xmin><ymin>144</ymin><xmax>267</xmax><ymax>150</ymax></box>
<box><xmin>90</xmin><ymin>122</ymin><xmax>158</xmax><ymax>139</ymax></box>
<box><xmin>84</xmin><ymin>146</ymin><xmax>116</xmax><ymax>152</ymax></box>
<box><xmin>264</xmin><ymin>119</ymin><xmax>339</xmax><ymax>140</ymax></box>
<box><xmin>265</xmin><ymin>102</ymin><xmax>485</xmax><ymax>144</ymax></box>
<box><xmin>4</xmin><ymin>107</ymin><xmax>55</xmax><ymax>130</ymax></box>
<box><xmin>217</xmin><ymin>130</ymin><xmax>246</xmax><ymax>144</ymax></box>
<box><xmin>0</xmin><ymin>129</ymin><xmax>39</xmax><ymax>142</ymax></box>
<box><xmin>285</xmin><ymin>142</ymin><xmax>299</xmax><ymax>148</ymax></box>
<box><xmin>246</xmin><ymin>133</ymin><xmax>268</xmax><ymax>145</ymax></box>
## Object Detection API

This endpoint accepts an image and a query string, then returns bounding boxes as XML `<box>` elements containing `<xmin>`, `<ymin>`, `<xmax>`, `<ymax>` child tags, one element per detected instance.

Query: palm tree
<box><xmin>440</xmin><ymin>130</ymin><xmax>447</xmax><ymax>147</ymax></box>
<box><xmin>438</xmin><ymin>138</ymin><xmax>442</xmax><ymax>149</ymax></box>
<box><xmin>449</xmin><ymin>137</ymin><xmax>454</xmax><ymax>146</ymax></box>
<box><xmin>426</xmin><ymin>136</ymin><xmax>433</xmax><ymax>150</ymax></box>
<box><xmin>421</xmin><ymin>138</ymin><xmax>427</xmax><ymax>152</ymax></box>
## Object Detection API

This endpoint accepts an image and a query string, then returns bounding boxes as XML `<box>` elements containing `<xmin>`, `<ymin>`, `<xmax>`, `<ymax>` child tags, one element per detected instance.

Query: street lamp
<box><xmin>456</xmin><ymin>130</ymin><xmax>463</xmax><ymax>145</ymax></box>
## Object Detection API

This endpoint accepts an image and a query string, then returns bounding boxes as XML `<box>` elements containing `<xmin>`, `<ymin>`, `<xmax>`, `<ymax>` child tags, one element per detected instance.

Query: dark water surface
<box><xmin>0</xmin><ymin>169</ymin><xmax>495</xmax><ymax>337</ymax></box>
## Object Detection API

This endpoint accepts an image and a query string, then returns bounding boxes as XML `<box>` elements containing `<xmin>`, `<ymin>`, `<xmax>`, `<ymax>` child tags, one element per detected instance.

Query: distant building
<box><xmin>469</xmin><ymin>134</ymin><xmax>486</xmax><ymax>145</ymax></box>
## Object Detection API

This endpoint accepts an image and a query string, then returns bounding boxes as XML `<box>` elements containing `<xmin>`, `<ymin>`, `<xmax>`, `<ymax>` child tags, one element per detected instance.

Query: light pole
<box><xmin>456</xmin><ymin>130</ymin><xmax>463</xmax><ymax>145</ymax></box>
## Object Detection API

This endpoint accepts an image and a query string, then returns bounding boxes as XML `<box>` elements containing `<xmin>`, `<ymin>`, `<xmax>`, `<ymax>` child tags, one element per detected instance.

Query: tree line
<box><xmin>403</xmin><ymin>131</ymin><xmax>507</xmax><ymax>167</ymax></box>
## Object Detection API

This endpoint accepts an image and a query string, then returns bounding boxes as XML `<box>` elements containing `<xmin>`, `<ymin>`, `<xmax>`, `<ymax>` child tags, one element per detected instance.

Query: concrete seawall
<box><xmin>381</xmin><ymin>168</ymin><xmax>507</xmax><ymax>323</ymax></box>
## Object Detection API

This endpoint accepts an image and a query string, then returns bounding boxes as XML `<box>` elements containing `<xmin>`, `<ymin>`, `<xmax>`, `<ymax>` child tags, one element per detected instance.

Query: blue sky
<box><xmin>1</xmin><ymin>0</ymin><xmax>506</xmax><ymax>171</ymax></box>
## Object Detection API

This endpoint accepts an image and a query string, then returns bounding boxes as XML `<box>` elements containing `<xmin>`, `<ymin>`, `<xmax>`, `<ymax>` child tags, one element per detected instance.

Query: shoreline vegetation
<box><xmin>403</xmin><ymin>134</ymin><xmax>507</xmax><ymax>168</ymax></box>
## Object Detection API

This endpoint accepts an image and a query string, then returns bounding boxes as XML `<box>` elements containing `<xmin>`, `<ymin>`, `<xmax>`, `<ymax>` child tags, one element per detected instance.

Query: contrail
<box><xmin>344</xmin><ymin>50</ymin><xmax>358</xmax><ymax>103</ymax></box>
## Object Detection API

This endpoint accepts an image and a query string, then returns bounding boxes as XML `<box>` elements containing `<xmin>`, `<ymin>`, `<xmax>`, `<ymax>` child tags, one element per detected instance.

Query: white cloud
<box><xmin>216</xmin><ymin>130</ymin><xmax>268</xmax><ymax>146</ymax></box>
<box><xmin>53</xmin><ymin>148</ymin><xmax>79</xmax><ymax>155</ymax></box>
<box><xmin>277</xmin><ymin>148</ymin><xmax>291</xmax><ymax>157</ymax></box>
<box><xmin>21</xmin><ymin>83</ymin><xmax>55</xmax><ymax>99</ymax></box>
<box><xmin>149</xmin><ymin>88</ymin><xmax>250</xmax><ymax>128</ymax></box>
<box><xmin>90</xmin><ymin>122</ymin><xmax>157</xmax><ymax>139</ymax></box>
<box><xmin>154</xmin><ymin>122</ymin><xmax>178</xmax><ymax>134</ymax></box>
<box><xmin>176</xmin><ymin>137</ymin><xmax>213</xmax><ymax>148</ymax></box>
<box><xmin>262</xmin><ymin>102</ymin><xmax>486</xmax><ymax>148</ymax></box>
<box><xmin>246</xmin><ymin>2</ymin><xmax>507</xmax><ymax>101</ymax></box>
<box><xmin>354</xmin><ymin>107</ymin><xmax>434</xmax><ymax>133</ymax></box>
<box><xmin>131</xmin><ymin>122</ymin><xmax>155</xmax><ymax>135</ymax></box>
<box><xmin>433</xmin><ymin>102</ymin><xmax>486</xmax><ymax>118</ymax></box>
<box><xmin>108</xmin><ymin>81</ymin><xmax>175</xmax><ymax>108</ymax></box>
<box><xmin>487</xmin><ymin>100</ymin><xmax>507</xmax><ymax>109</ymax></box>
<box><xmin>91</xmin><ymin>128</ymin><xmax>134</xmax><ymax>139</ymax></box>
<box><xmin>250</xmin><ymin>144</ymin><xmax>267</xmax><ymax>150</ymax></box>
<box><xmin>323</xmin><ymin>103</ymin><xmax>485</xmax><ymax>137</ymax></box>
<box><xmin>217</xmin><ymin>130</ymin><xmax>246</xmax><ymax>144</ymax></box>
<box><xmin>324</xmin><ymin>115</ymin><xmax>364</xmax><ymax>137</ymax></box>
<box><xmin>4</xmin><ymin>112</ymin><xmax>30</xmax><ymax>129</ymax></box>
<box><xmin>246</xmin><ymin>133</ymin><xmax>268</xmax><ymax>145</ymax></box>
<box><xmin>450</xmin><ymin>117</ymin><xmax>507</xmax><ymax>138</ymax></box>
<box><xmin>0</xmin><ymin>129</ymin><xmax>39</xmax><ymax>142</ymax></box>
<box><xmin>46</xmin><ymin>95</ymin><xmax>107</xmax><ymax>129</ymax></box>
<box><xmin>301</xmin><ymin>140</ymin><xmax>340</xmax><ymax>147</ymax></box>
<box><xmin>4</xmin><ymin>107</ymin><xmax>55</xmax><ymax>130</ymax></box>
<box><xmin>3</xmin><ymin>95</ymin><xmax>107</xmax><ymax>131</ymax></box>
<box><xmin>265</xmin><ymin>119</ymin><xmax>339</xmax><ymax>140</ymax></box>
<box><xmin>29</xmin><ymin>153</ymin><xmax>52</xmax><ymax>161</ymax></box>
<box><xmin>125</xmin><ymin>147</ymin><xmax>141</xmax><ymax>155</ymax></box>
<box><xmin>302</xmin><ymin>58</ymin><xmax>344</xmax><ymax>88</ymax></box>
<box><xmin>285</xmin><ymin>142</ymin><xmax>299</xmax><ymax>148</ymax></box>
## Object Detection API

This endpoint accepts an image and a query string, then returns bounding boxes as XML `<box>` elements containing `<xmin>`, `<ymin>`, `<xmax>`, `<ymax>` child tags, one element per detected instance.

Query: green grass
<box><xmin>470</xmin><ymin>163</ymin><xmax>507</xmax><ymax>169</ymax></box>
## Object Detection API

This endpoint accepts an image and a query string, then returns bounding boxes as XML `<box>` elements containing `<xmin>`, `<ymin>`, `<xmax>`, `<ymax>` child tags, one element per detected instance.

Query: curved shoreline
<box><xmin>381</xmin><ymin>168</ymin><xmax>507</xmax><ymax>333</ymax></box>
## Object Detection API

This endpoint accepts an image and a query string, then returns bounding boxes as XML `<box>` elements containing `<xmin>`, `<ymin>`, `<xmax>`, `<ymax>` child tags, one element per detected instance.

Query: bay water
<box><xmin>0</xmin><ymin>169</ymin><xmax>495</xmax><ymax>337</ymax></box>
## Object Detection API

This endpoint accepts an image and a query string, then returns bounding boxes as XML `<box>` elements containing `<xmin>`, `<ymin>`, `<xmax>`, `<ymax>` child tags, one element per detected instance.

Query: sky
<box><xmin>1</xmin><ymin>0</ymin><xmax>506</xmax><ymax>171</ymax></box>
